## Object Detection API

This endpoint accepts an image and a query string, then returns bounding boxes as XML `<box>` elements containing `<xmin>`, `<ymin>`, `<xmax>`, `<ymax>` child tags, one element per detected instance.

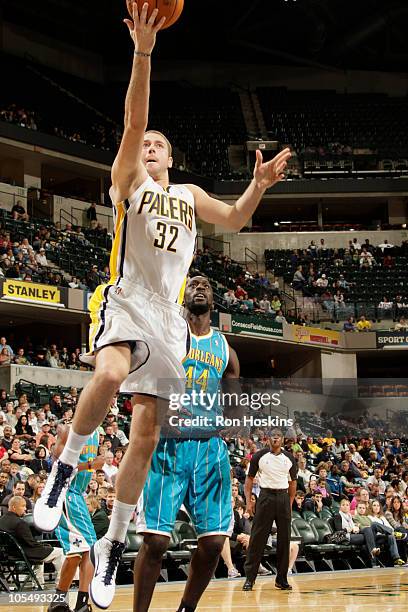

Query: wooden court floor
<box><xmin>1</xmin><ymin>568</ymin><xmax>408</xmax><ymax>611</ymax></box>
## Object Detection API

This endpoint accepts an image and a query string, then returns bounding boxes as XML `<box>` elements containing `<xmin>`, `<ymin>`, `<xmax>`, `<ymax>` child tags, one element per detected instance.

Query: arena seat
<box><xmin>0</xmin><ymin>530</ymin><xmax>43</xmax><ymax>591</ymax></box>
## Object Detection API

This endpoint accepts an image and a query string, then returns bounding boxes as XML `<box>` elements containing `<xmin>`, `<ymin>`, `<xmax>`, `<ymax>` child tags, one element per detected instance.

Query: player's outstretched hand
<box><xmin>253</xmin><ymin>147</ymin><xmax>291</xmax><ymax>191</ymax></box>
<box><xmin>124</xmin><ymin>2</ymin><xmax>166</xmax><ymax>54</ymax></box>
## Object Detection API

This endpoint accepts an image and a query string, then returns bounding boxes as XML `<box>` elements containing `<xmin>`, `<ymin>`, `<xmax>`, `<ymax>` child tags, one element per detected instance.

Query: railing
<box><xmin>244</xmin><ymin>246</ymin><xmax>258</xmax><ymax>269</ymax></box>
<box><xmin>72</xmin><ymin>207</ymin><xmax>113</xmax><ymax>234</ymax></box>
<box><xmin>60</xmin><ymin>208</ymin><xmax>78</xmax><ymax>227</ymax></box>
<box><xmin>201</xmin><ymin>235</ymin><xmax>231</xmax><ymax>258</ymax></box>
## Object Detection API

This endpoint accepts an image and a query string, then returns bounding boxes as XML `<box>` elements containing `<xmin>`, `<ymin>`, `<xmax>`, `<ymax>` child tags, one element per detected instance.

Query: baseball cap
<box><xmin>41</xmin><ymin>421</ymin><xmax>50</xmax><ymax>426</ymax></box>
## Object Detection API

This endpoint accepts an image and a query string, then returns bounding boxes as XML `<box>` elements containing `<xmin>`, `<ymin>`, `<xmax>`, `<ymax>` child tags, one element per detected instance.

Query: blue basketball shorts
<box><xmin>55</xmin><ymin>488</ymin><xmax>97</xmax><ymax>556</ymax></box>
<box><xmin>136</xmin><ymin>437</ymin><xmax>233</xmax><ymax>538</ymax></box>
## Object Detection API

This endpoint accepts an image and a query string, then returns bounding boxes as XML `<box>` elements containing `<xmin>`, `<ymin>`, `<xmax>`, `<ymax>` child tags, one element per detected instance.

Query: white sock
<box><xmin>59</xmin><ymin>430</ymin><xmax>89</xmax><ymax>467</ymax></box>
<box><xmin>106</xmin><ymin>500</ymin><xmax>135</xmax><ymax>543</ymax></box>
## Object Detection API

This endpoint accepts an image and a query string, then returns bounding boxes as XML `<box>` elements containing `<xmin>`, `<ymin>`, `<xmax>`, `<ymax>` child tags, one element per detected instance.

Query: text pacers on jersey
<box><xmin>138</xmin><ymin>190</ymin><xmax>194</xmax><ymax>231</ymax></box>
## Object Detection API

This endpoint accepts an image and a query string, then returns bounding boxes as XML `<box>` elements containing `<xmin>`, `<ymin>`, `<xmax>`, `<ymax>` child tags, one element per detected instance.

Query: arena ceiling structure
<box><xmin>2</xmin><ymin>0</ymin><xmax>408</xmax><ymax>71</ymax></box>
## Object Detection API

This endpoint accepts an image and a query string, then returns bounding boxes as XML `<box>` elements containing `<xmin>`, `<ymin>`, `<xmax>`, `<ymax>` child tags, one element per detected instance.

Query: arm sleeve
<box><xmin>289</xmin><ymin>455</ymin><xmax>298</xmax><ymax>481</ymax></box>
<box><xmin>247</xmin><ymin>452</ymin><xmax>261</xmax><ymax>479</ymax></box>
<box><xmin>15</xmin><ymin>520</ymin><xmax>39</xmax><ymax>548</ymax></box>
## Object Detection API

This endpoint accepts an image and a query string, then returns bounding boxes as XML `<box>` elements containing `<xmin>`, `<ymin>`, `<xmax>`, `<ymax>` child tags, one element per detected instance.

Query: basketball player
<box><xmin>34</xmin><ymin>3</ymin><xmax>290</xmax><ymax>608</ymax></box>
<box><xmin>48</xmin><ymin>425</ymin><xmax>101</xmax><ymax>612</ymax></box>
<box><xmin>134</xmin><ymin>275</ymin><xmax>239</xmax><ymax>612</ymax></box>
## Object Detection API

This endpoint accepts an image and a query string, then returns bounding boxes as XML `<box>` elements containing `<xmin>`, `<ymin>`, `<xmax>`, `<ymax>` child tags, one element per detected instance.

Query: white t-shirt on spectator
<box><xmin>103</xmin><ymin>463</ymin><xmax>118</xmax><ymax>481</ymax></box>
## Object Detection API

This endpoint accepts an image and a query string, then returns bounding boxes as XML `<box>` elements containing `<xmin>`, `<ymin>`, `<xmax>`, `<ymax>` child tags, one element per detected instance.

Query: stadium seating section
<box><xmin>257</xmin><ymin>87</ymin><xmax>408</xmax><ymax>171</ymax></box>
<box><xmin>265</xmin><ymin>245</ymin><xmax>408</xmax><ymax>322</ymax></box>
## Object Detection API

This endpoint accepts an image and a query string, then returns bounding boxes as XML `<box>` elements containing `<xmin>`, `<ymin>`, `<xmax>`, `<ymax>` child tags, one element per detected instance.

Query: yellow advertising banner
<box><xmin>291</xmin><ymin>325</ymin><xmax>341</xmax><ymax>347</ymax></box>
<box><xmin>3</xmin><ymin>280</ymin><xmax>61</xmax><ymax>305</ymax></box>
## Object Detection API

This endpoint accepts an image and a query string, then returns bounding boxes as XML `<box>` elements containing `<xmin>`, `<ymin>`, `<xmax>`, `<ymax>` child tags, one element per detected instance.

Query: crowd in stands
<box><xmin>0</xmin><ymin>336</ymin><xmax>88</xmax><ymax>370</ymax></box>
<box><xmin>266</xmin><ymin>237</ymin><xmax>408</xmax><ymax>324</ymax></box>
<box><xmin>4</xmin><ymin>205</ymin><xmax>408</xmax><ymax>329</ymax></box>
<box><xmin>0</xmin><ymin>208</ymin><xmax>110</xmax><ymax>290</ymax></box>
<box><xmin>2</xmin><ymin>378</ymin><xmax>408</xmax><ymax>582</ymax></box>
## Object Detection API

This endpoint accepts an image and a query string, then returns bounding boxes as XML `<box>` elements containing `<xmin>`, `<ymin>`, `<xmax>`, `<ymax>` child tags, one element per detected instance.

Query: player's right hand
<box><xmin>124</xmin><ymin>2</ymin><xmax>166</xmax><ymax>54</ymax></box>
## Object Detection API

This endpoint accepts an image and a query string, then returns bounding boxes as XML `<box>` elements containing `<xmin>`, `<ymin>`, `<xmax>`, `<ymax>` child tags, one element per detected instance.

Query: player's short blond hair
<box><xmin>145</xmin><ymin>130</ymin><xmax>173</xmax><ymax>157</ymax></box>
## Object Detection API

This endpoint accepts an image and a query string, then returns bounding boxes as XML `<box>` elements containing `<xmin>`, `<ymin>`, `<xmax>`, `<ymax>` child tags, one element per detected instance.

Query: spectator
<box><xmin>378</xmin><ymin>240</ymin><xmax>394</xmax><ymax>251</ymax></box>
<box><xmin>275</xmin><ymin>309</ymin><xmax>287</xmax><ymax>324</ymax></box>
<box><xmin>14</xmin><ymin>414</ymin><xmax>34</xmax><ymax>441</ymax></box>
<box><xmin>0</xmin><ymin>481</ymin><xmax>33</xmax><ymax>513</ymax></box>
<box><xmin>395</xmin><ymin>318</ymin><xmax>408</xmax><ymax>331</ymax></box>
<box><xmin>102</xmin><ymin>451</ymin><xmax>118</xmax><ymax>484</ymax></box>
<box><xmin>359</xmin><ymin>248</ymin><xmax>375</xmax><ymax>268</ymax></box>
<box><xmin>111</xmin><ymin>421</ymin><xmax>129</xmax><ymax>447</ymax></box>
<box><xmin>292</xmin><ymin>490</ymin><xmax>306</xmax><ymax>514</ymax></box>
<box><xmin>35</xmin><ymin>247</ymin><xmax>49</xmax><ymax>267</ymax></box>
<box><xmin>86</xmin><ymin>202</ymin><xmax>98</xmax><ymax>225</ymax></box>
<box><xmin>331</xmin><ymin>497</ymin><xmax>380</xmax><ymax>565</ymax></box>
<box><xmin>30</xmin><ymin>446</ymin><xmax>50</xmax><ymax>474</ymax></box>
<box><xmin>297</xmin><ymin>456</ymin><xmax>312</xmax><ymax>489</ymax></box>
<box><xmin>259</xmin><ymin>295</ymin><xmax>271</xmax><ymax>314</ymax></box>
<box><xmin>11</xmin><ymin>200</ymin><xmax>29</xmax><ymax>221</ymax></box>
<box><xmin>292</xmin><ymin>266</ymin><xmax>306</xmax><ymax>291</ymax></box>
<box><xmin>50</xmin><ymin>393</ymin><xmax>63</xmax><ymax>417</ymax></box>
<box><xmin>354</xmin><ymin>502</ymin><xmax>405</xmax><ymax>565</ymax></box>
<box><xmin>223</xmin><ymin>289</ymin><xmax>238</xmax><ymax>308</ymax></box>
<box><xmin>7</xmin><ymin>439</ymin><xmax>32</xmax><ymax>466</ymax></box>
<box><xmin>385</xmin><ymin>496</ymin><xmax>408</xmax><ymax>533</ymax></box>
<box><xmin>86</xmin><ymin>495</ymin><xmax>110</xmax><ymax>539</ymax></box>
<box><xmin>0</xmin><ymin>496</ymin><xmax>63</xmax><ymax>585</ymax></box>
<box><xmin>0</xmin><ymin>471</ymin><xmax>11</xmax><ymax>504</ymax></box>
<box><xmin>13</xmin><ymin>348</ymin><xmax>30</xmax><ymax>365</ymax></box>
<box><xmin>304</xmin><ymin>489</ymin><xmax>324</xmax><ymax>515</ymax></box>
<box><xmin>30</xmin><ymin>481</ymin><xmax>45</xmax><ymax>505</ymax></box>
<box><xmin>105</xmin><ymin>488</ymin><xmax>116</xmax><ymax>517</ymax></box>
<box><xmin>343</xmin><ymin>316</ymin><xmax>357</xmax><ymax>332</ymax></box>
<box><xmin>316</xmin><ymin>274</ymin><xmax>328</xmax><ymax>288</ymax></box>
<box><xmin>35</xmin><ymin>422</ymin><xmax>57</xmax><ymax>450</ymax></box>
<box><xmin>357</xmin><ymin>316</ymin><xmax>372</xmax><ymax>332</ymax></box>
<box><xmin>0</xmin><ymin>348</ymin><xmax>12</xmax><ymax>366</ymax></box>
<box><xmin>1</xmin><ymin>425</ymin><xmax>14</xmax><ymax>451</ymax></box>
<box><xmin>270</xmin><ymin>296</ymin><xmax>282</xmax><ymax>312</ymax></box>
<box><xmin>47</xmin><ymin>348</ymin><xmax>61</xmax><ymax>368</ymax></box>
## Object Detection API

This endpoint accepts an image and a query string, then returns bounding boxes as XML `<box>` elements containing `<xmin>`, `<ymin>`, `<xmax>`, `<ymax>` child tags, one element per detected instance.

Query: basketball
<box><xmin>127</xmin><ymin>0</ymin><xmax>184</xmax><ymax>30</ymax></box>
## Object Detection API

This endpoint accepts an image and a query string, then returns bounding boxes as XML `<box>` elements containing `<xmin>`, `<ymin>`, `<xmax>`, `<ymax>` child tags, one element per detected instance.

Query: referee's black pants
<box><xmin>244</xmin><ymin>488</ymin><xmax>291</xmax><ymax>583</ymax></box>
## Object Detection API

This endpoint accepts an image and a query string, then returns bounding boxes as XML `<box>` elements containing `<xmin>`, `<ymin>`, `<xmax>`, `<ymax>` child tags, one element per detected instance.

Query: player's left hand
<box><xmin>253</xmin><ymin>147</ymin><xmax>291</xmax><ymax>191</ymax></box>
<box><xmin>90</xmin><ymin>455</ymin><xmax>106</xmax><ymax>471</ymax></box>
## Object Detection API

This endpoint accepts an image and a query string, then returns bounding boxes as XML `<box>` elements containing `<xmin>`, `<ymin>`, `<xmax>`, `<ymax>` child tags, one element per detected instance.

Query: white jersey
<box><xmin>108</xmin><ymin>176</ymin><xmax>197</xmax><ymax>303</ymax></box>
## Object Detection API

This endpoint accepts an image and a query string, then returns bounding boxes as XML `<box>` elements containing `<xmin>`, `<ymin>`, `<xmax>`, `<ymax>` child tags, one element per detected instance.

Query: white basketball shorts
<box><xmin>81</xmin><ymin>278</ymin><xmax>189</xmax><ymax>398</ymax></box>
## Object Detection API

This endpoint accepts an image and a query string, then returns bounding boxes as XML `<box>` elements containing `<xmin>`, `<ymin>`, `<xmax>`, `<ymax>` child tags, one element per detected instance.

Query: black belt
<box><xmin>261</xmin><ymin>487</ymin><xmax>288</xmax><ymax>493</ymax></box>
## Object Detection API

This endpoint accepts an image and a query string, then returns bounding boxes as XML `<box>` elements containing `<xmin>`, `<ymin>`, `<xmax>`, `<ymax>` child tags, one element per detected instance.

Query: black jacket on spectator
<box><xmin>330</xmin><ymin>513</ymin><xmax>348</xmax><ymax>533</ymax></box>
<box><xmin>230</xmin><ymin>509</ymin><xmax>251</xmax><ymax>542</ymax></box>
<box><xmin>104</xmin><ymin>434</ymin><xmax>120</xmax><ymax>451</ymax></box>
<box><xmin>90</xmin><ymin>508</ymin><xmax>110</xmax><ymax>540</ymax></box>
<box><xmin>30</xmin><ymin>458</ymin><xmax>50</xmax><ymax>474</ymax></box>
<box><xmin>304</xmin><ymin>492</ymin><xmax>332</xmax><ymax>508</ymax></box>
<box><xmin>0</xmin><ymin>510</ymin><xmax>53</xmax><ymax>562</ymax></box>
<box><xmin>0</xmin><ymin>486</ymin><xmax>11</xmax><ymax>505</ymax></box>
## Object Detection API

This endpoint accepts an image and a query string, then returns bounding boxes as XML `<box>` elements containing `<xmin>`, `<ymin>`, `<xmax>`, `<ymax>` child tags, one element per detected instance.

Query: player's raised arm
<box><xmin>190</xmin><ymin>147</ymin><xmax>291</xmax><ymax>231</ymax></box>
<box><xmin>111</xmin><ymin>2</ymin><xmax>166</xmax><ymax>201</ymax></box>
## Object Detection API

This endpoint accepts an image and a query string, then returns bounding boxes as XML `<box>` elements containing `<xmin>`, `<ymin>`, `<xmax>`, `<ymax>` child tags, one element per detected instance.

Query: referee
<box><xmin>242</xmin><ymin>429</ymin><xmax>297</xmax><ymax>591</ymax></box>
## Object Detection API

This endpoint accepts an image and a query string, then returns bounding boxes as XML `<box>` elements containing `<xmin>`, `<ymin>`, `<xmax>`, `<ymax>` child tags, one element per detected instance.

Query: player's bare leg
<box><xmin>48</xmin><ymin>552</ymin><xmax>92</xmax><ymax>612</ymax></box>
<box><xmin>133</xmin><ymin>534</ymin><xmax>170</xmax><ymax>612</ymax></box>
<box><xmin>177</xmin><ymin>536</ymin><xmax>226</xmax><ymax>612</ymax></box>
<box><xmin>34</xmin><ymin>344</ymin><xmax>131</xmax><ymax>533</ymax></box>
<box><xmin>90</xmin><ymin>395</ymin><xmax>161</xmax><ymax>609</ymax></box>
<box><xmin>220</xmin><ymin>537</ymin><xmax>240</xmax><ymax>576</ymax></box>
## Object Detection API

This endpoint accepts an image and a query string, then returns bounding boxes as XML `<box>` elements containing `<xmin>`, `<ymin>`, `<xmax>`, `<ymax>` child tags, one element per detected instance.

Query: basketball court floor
<box><xmin>2</xmin><ymin>568</ymin><xmax>408</xmax><ymax>611</ymax></box>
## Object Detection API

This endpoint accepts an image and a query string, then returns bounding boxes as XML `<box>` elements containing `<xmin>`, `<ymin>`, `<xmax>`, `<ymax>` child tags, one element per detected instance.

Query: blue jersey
<box><xmin>69</xmin><ymin>430</ymin><xmax>99</xmax><ymax>493</ymax></box>
<box><xmin>180</xmin><ymin>328</ymin><xmax>229</xmax><ymax>436</ymax></box>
